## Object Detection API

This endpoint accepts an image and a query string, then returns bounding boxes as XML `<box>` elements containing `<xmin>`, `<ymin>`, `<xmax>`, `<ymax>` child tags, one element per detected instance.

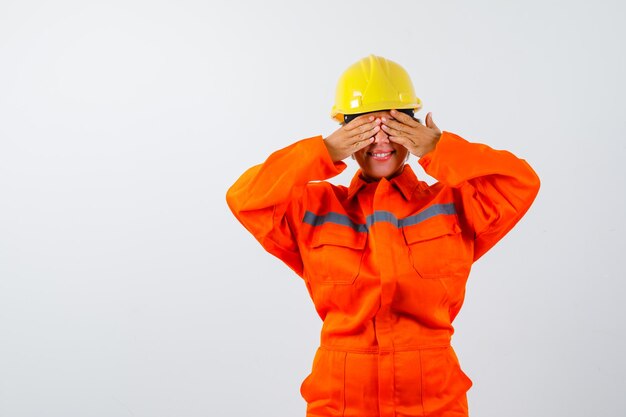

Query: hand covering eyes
<box><xmin>343</xmin><ymin>109</ymin><xmax>419</xmax><ymax>125</ymax></box>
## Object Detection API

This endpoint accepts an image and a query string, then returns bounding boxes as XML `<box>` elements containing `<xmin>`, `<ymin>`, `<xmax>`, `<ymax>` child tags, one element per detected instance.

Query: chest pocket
<box><xmin>402</xmin><ymin>215</ymin><xmax>471</xmax><ymax>279</ymax></box>
<box><xmin>307</xmin><ymin>226</ymin><xmax>367</xmax><ymax>285</ymax></box>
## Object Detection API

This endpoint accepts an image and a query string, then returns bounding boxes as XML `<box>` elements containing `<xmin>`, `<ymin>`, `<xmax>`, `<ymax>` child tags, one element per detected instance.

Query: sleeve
<box><xmin>418</xmin><ymin>131</ymin><xmax>541</xmax><ymax>261</ymax></box>
<box><xmin>225</xmin><ymin>136</ymin><xmax>347</xmax><ymax>277</ymax></box>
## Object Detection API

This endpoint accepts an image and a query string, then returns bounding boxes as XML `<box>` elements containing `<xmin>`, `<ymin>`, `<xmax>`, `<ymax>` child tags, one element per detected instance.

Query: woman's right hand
<box><xmin>323</xmin><ymin>115</ymin><xmax>381</xmax><ymax>162</ymax></box>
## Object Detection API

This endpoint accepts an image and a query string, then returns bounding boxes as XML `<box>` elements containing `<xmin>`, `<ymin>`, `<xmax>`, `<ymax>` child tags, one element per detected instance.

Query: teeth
<box><xmin>372</xmin><ymin>152</ymin><xmax>391</xmax><ymax>157</ymax></box>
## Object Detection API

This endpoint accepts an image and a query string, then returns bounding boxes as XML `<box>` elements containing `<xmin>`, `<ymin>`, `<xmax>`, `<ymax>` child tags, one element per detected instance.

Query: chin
<box><xmin>363</xmin><ymin>165</ymin><xmax>404</xmax><ymax>181</ymax></box>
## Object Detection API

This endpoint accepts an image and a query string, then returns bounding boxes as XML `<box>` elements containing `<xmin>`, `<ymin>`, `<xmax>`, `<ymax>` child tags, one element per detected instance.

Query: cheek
<box><xmin>396</xmin><ymin>148</ymin><xmax>409</xmax><ymax>161</ymax></box>
<box><xmin>353</xmin><ymin>151</ymin><xmax>367</xmax><ymax>164</ymax></box>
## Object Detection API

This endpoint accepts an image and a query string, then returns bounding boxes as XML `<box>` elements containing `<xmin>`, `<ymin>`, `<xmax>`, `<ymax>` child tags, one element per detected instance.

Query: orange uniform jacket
<box><xmin>226</xmin><ymin>131</ymin><xmax>540</xmax><ymax>417</ymax></box>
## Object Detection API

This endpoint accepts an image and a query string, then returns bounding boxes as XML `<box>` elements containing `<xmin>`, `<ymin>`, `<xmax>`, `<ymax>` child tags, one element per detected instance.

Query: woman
<box><xmin>226</xmin><ymin>55</ymin><xmax>540</xmax><ymax>417</ymax></box>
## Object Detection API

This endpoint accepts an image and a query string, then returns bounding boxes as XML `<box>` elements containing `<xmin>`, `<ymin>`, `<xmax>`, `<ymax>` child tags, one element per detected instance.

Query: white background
<box><xmin>1</xmin><ymin>1</ymin><xmax>625</xmax><ymax>416</ymax></box>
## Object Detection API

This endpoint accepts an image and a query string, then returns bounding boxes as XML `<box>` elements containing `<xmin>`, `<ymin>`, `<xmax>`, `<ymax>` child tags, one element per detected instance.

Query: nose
<box><xmin>373</xmin><ymin>127</ymin><xmax>390</xmax><ymax>145</ymax></box>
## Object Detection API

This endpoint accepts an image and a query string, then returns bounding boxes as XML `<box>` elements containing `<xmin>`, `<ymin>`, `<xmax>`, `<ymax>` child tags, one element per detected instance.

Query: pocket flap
<box><xmin>312</xmin><ymin>226</ymin><xmax>367</xmax><ymax>250</ymax></box>
<box><xmin>402</xmin><ymin>215</ymin><xmax>461</xmax><ymax>244</ymax></box>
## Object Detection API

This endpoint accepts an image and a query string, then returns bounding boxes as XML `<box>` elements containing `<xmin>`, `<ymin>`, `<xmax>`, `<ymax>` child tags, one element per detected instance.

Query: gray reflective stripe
<box><xmin>302</xmin><ymin>203</ymin><xmax>456</xmax><ymax>232</ymax></box>
<box><xmin>397</xmin><ymin>203</ymin><xmax>456</xmax><ymax>227</ymax></box>
<box><xmin>302</xmin><ymin>211</ymin><xmax>367</xmax><ymax>232</ymax></box>
<box><xmin>366</xmin><ymin>211</ymin><xmax>398</xmax><ymax>228</ymax></box>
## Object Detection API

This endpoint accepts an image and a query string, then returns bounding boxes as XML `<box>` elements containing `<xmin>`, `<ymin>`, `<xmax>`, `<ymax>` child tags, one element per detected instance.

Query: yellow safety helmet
<box><xmin>331</xmin><ymin>55</ymin><xmax>422</xmax><ymax>123</ymax></box>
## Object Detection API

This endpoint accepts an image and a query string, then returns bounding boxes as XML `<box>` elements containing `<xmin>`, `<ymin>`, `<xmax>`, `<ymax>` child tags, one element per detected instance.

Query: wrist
<box><xmin>419</xmin><ymin>133</ymin><xmax>441</xmax><ymax>157</ymax></box>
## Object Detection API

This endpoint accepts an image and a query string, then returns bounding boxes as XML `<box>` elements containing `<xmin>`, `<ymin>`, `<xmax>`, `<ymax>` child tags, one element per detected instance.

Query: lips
<box><xmin>368</xmin><ymin>150</ymin><xmax>395</xmax><ymax>161</ymax></box>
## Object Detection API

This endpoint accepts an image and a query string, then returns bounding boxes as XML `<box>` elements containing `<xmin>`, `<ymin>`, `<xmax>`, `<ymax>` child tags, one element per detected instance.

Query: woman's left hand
<box><xmin>381</xmin><ymin>110</ymin><xmax>442</xmax><ymax>157</ymax></box>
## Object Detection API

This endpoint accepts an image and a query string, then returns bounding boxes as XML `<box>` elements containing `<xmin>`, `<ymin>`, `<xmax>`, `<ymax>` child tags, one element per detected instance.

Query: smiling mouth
<box><xmin>368</xmin><ymin>150</ymin><xmax>395</xmax><ymax>160</ymax></box>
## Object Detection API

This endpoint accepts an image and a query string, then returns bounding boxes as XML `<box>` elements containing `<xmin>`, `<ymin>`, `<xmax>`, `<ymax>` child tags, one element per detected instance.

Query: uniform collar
<box><xmin>347</xmin><ymin>164</ymin><xmax>419</xmax><ymax>201</ymax></box>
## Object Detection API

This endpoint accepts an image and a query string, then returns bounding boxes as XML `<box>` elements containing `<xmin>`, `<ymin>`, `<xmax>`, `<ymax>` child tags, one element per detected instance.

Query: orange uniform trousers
<box><xmin>227</xmin><ymin>131</ymin><xmax>540</xmax><ymax>417</ymax></box>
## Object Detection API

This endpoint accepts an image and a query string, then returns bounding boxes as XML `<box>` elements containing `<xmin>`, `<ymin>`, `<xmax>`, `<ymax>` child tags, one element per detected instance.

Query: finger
<box><xmin>380</xmin><ymin>122</ymin><xmax>407</xmax><ymax>137</ymax></box>
<box><xmin>390</xmin><ymin>109</ymin><xmax>421</xmax><ymax>127</ymax></box>
<box><xmin>348</xmin><ymin>119</ymin><xmax>381</xmax><ymax>138</ymax></box>
<box><xmin>425</xmin><ymin>112</ymin><xmax>440</xmax><ymax>132</ymax></box>
<box><xmin>352</xmin><ymin>136</ymin><xmax>375</xmax><ymax>151</ymax></box>
<box><xmin>351</xmin><ymin>125</ymin><xmax>380</xmax><ymax>145</ymax></box>
<box><xmin>388</xmin><ymin>135</ymin><xmax>416</xmax><ymax>149</ymax></box>
<box><xmin>344</xmin><ymin>115</ymin><xmax>376</xmax><ymax>131</ymax></box>
<box><xmin>381</xmin><ymin>116</ymin><xmax>422</xmax><ymax>135</ymax></box>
